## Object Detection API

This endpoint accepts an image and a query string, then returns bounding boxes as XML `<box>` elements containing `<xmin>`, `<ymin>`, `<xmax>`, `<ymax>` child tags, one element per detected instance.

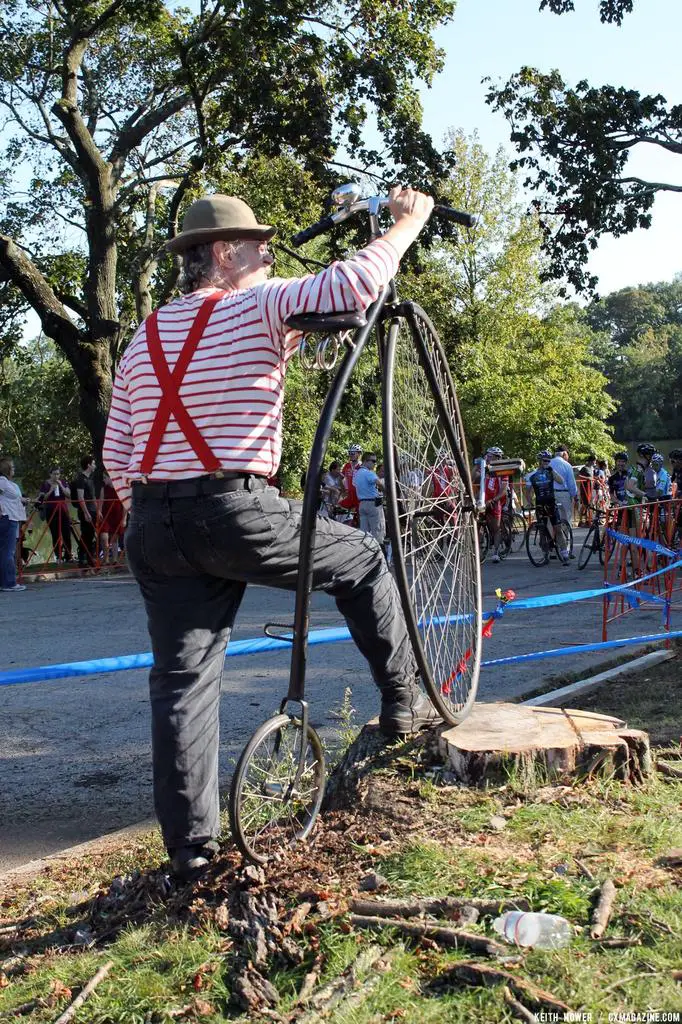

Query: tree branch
<box><xmin>55</xmin><ymin>291</ymin><xmax>88</xmax><ymax>320</ymax></box>
<box><xmin>109</xmin><ymin>93</ymin><xmax>191</xmax><ymax>181</ymax></box>
<box><xmin>0</xmin><ymin>234</ymin><xmax>84</xmax><ymax>359</ymax></box>
<box><xmin>618</xmin><ymin>177</ymin><xmax>682</xmax><ymax>193</ymax></box>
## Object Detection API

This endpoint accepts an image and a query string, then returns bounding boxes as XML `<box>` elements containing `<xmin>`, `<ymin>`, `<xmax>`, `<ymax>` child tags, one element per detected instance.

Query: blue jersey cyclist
<box><xmin>525</xmin><ymin>450</ymin><xmax>570</xmax><ymax>562</ymax></box>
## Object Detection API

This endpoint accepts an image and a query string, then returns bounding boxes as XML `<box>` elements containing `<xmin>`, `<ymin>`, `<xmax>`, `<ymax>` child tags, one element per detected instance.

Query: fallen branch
<box><xmin>349</xmin><ymin>895</ymin><xmax>530</xmax><ymax>920</ymax></box>
<box><xmin>294</xmin><ymin>945</ymin><xmax>390</xmax><ymax>1022</ymax></box>
<box><xmin>590</xmin><ymin>879</ymin><xmax>617</xmax><ymax>939</ymax></box>
<box><xmin>594</xmin><ymin>936</ymin><xmax>641</xmax><ymax>949</ymax></box>
<box><xmin>52</xmin><ymin>962</ymin><xmax>113</xmax><ymax>1024</ymax></box>
<box><xmin>503</xmin><ymin>985</ymin><xmax>538</xmax><ymax>1023</ymax></box>
<box><xmin>349</xmin><ymin>915</ymin><xmax>506</xmax><ymax>957</ymax></box>
<box><xmin>574</xmin><ymin>859</ymin><xmax>595</xmax><ymax>882</ymax></box>
<box><xmin>656</xmin><ymin>760</ymin><xmax>682</xmax><ymax>779</ymax></box>
<box><xmin>0</xmin><ymin>998</ymin><xmax>49</xmax><ymax>1019</ymax></box>
<box><xmin>426</xmin><ymin>961</ymin><xmax>571</xmax><ymax>1013</ymax></box>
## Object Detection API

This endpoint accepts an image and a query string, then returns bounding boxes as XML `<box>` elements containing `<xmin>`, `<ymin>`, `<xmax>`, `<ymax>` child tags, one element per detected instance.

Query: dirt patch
<box><xmin>552</xmin><ymin>652</ymin><xmax>682</xmax><ymax>745</ymax></box>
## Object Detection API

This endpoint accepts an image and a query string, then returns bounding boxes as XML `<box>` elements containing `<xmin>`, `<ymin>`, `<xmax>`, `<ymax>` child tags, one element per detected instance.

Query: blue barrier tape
<box><xmin>605</xmin><ymin>526</ymin><xmax>676</xmax><ymax>559</ymax></box>
<box><xmin>481</xmin><ymin>629</ymin><xmax>682</xmax><ymax>668</ymax></box>
<box><xmin>3</xmin><ymin>557</ymin><xmax>681</xmax><ymax>688</ymax></box>
<box><xmin>0</xmin><ymin>627</ymin><xmax>353</xmax><ymax>688</ymax></box>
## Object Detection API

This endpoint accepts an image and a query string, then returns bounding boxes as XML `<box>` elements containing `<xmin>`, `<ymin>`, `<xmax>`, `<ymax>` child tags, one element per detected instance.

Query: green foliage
<box><xmin>0</xmin><ymin>338</ymin><xmax>90</xmax><ymax>492</ymax></box>
<box><xmin>586</xmin><ymin>277</ymin><xmax>682</xmax><ymax>440</ymax></box>
<box><xmin>399</xmin><ymin>132</ymin><xmax>616</xmax><ymax>461</ymax></box>
<box><xmin>486</xmin><ymin>1</ymin><xmax>678</xmax><ymax>295</ymax></box>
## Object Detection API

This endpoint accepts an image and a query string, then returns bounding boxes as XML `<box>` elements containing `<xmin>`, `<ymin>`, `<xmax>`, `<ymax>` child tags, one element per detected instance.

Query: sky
<box><xmin>415</xmin><ymin>0</ymin><xmax>682</xmax><ymax>295</ymax></box>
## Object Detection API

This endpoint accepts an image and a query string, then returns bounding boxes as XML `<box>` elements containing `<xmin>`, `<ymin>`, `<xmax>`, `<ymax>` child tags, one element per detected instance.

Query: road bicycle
<box><xmin>525</xmin><ymin>506</ymin><xmax>572</xmax><ymax>567</ymax></box>
<box><xmin>228</xmin><ymin>184</ymin><xmax>483</xmax><ymax>863</ymax></box>
<box><xmin>577</xmin><ymin>505</ymin><xmax>606</xmax><ymax>570</ymax></box>
<box><xmin>477</xmin><ymin>515</ymin><xmax>511</xmax><ymax>563</ymax></box>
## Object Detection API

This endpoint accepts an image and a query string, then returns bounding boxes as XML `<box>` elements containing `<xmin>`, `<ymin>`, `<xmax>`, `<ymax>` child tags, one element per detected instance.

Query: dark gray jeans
<box><xmin>125</xmin><ymin>480</ymin><xmax>417</xmax><ymax>851</ymax></box>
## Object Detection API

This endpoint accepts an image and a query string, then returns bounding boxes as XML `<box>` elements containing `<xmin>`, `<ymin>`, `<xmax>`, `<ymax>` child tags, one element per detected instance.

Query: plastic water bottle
<box><xmin>492</xmin><ymin>911</ymin><xmax>572</xmax><ymax>949</ymax></box>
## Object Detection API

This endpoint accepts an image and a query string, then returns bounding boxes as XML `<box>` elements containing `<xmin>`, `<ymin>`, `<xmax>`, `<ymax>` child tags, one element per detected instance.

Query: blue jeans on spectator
<box><xmin>0</xmin><ymin>515</ymin><xmax>19</xmax><ymax>589</ymax></box>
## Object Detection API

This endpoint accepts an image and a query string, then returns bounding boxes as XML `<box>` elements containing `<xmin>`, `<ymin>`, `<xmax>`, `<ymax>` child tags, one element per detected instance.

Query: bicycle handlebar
<box><xmin>291</xmin><ymin>194</ymin><xmax>479</xmax><ymax>247</ymax></box>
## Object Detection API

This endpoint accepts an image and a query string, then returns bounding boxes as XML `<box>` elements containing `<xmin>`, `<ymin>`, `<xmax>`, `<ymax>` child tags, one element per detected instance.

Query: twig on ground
<box><xmin>349</xmin><ymin>895</ymin><xmax>531</xmax><ymax>919</ymax></box>
<box><xmin>0</xmin><ymin>998</ymin><xmax>48</xmax><ymax>1019</ymax></box>
<box><xmin>656</xmin><ymin>760</ymin><xmax>682</xmax><ymax>779</ymax></box>
<box><xmin>503</xmin><ymin>985</ymin><xmax>539</xmax><ymax>1023</ymax></box>
<box><xmin>52</xmin><ymin>961</ymin><xmax>113</xmax><ymax>1024</ymax></box>
<box><xmin>427</xmin><ymin>961</ymin><xmax>571</xmax><ymax>1014</ymax></box>
<box><xmin>594</xmin><ymin>936</ymin><xmax>641</xmax><ymax>948</ymax></box>
<box><xmin>574</xmin><ymin>859</ymin><xmax>595</xmax><ymax>882</ymax></box>
<box><xmin>349</xmin><ymin>914</ymin><xmax>506</xmax><ymax>956</ymax></box>
<box><xmin>590</xmin><ymin>879</ymin><xmax>617</xmax><ymax>939</ymax></box>
<box><xmin>293</xmin><ymin>945</ymin><xmax>390</xmax><ymax>1022</ymax></box>
<box><xmin>598</xmin><ymin>971</ymin><xmax>661</xmax><ymax>998</ymax></box>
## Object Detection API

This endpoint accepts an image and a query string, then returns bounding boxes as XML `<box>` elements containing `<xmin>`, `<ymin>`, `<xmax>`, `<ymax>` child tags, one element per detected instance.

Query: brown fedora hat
<box><xmin>165</xmin><ymin>194</ymin><xmax>276</xmax><ymax>253</ymax></box>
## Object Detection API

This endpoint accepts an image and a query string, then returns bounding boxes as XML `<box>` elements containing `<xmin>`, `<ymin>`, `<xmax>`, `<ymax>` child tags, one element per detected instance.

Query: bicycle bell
<box><xmin>331</xmin><ymin>182</ymin><xmax>362</xmax><ymax>208</ymax></box>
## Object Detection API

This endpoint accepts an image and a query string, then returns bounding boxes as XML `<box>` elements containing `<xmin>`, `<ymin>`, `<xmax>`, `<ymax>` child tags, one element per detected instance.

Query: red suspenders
<box><xmin>140</xmin><ymin>294</ymin><xmax>223</xmax><ymax>477</ymax></box>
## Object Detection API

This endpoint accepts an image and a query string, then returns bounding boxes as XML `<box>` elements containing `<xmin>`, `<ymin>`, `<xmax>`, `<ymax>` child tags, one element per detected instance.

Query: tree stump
<box><xmin>324</xmin><ymin>704</ymin><xmax>651</xmax><ymax>812</ymax></box>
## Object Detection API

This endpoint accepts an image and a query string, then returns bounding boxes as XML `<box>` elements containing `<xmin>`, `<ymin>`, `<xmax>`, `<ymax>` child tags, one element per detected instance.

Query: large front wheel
<box><xmin>382</xmin><ymin>305</ymin><xmax>482</xmax><ymax>726</ymax></box>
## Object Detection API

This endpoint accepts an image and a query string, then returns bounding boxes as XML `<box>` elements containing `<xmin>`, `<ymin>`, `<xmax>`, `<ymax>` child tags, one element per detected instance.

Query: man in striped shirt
<box><xmin>104</xmin><ymin>187</ymin><xmax>439</xmax><ymax>879</ymax></box>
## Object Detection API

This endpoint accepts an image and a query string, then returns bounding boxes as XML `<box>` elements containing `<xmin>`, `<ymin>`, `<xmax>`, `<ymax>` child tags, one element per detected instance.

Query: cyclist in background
<box><xmin>525</xmin><ymin>450</ymin><xmax>569</xmax><ymax>565</ymax></box>
<box><xmin>652</xmin><ymin>453</ymin><xmax>671</xmax><ymax>499</ymax></box>
<box><xmin>608</xmin><ymin>451</ymin><xmax>632</xmax><ymax>531</ymax></box>
<box><xmin>627</xmin><ymin>443</ymin><xmax>657</xmax><ymax>503</ymax></box>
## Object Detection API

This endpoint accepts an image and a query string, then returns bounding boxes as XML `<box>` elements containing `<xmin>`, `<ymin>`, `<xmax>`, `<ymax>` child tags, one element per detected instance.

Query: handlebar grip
<box><xmin>433</xmin><ymin>204</ymin><xmax>480</xmax><ymax>229</ymax></box>
<box><xmin>291</xmin><ymin>214</ymin><xmax>336</xmax><ymax>247</ymax></box>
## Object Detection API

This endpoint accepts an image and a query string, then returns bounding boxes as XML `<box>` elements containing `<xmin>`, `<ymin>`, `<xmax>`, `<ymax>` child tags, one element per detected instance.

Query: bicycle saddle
<box><xmin>284</xmin><ymin>310</ymin><xmax>367</xmax><ymax>333</ymax></box>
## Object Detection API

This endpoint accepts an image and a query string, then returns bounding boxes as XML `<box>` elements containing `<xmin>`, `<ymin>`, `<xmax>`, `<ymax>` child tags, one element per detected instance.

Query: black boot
<box><xmin>379</xmin><ymin>683</ymin><xmax>442</xmax><ymax>737</ymax></box>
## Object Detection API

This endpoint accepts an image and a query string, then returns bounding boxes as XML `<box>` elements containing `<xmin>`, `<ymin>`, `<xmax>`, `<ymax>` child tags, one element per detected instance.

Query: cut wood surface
<box><xmin>438</xmin><ymin>704</ymin><xmax>650</xmax><ymax>786</ymax></box>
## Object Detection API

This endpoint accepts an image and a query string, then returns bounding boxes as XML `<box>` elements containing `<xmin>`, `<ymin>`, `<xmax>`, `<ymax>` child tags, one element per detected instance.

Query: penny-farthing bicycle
<box><xmin>228</xmin><ymin>185</ymin><xmax>483</xmax><ymax>863</ymax></box>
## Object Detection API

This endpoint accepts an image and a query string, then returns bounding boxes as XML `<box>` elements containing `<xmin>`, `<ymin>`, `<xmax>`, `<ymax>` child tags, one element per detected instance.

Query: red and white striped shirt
<box><xmin>103</xmin><ymin>238</ymin><xmax>398</xmax><ymax>508</ymax></box>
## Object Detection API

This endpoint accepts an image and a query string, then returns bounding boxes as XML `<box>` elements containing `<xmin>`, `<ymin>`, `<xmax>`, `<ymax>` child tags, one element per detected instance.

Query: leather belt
<box><xmin>131</xmin><ymin>473</ymin><xmax>268</xmax><ymax>500</ymax></box>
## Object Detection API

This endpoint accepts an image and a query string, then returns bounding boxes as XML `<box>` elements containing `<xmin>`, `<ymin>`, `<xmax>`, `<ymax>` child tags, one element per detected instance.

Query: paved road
<box><xmin>0</xmin><ymin>532</ymin><xmax>664</xmax><ymax>872</ymax></box>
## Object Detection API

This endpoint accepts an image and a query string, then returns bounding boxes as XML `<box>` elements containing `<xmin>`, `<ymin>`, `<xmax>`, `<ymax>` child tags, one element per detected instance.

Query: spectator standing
<box><xmin>355</xmin><ymin>452</ymin><xmax>385</xmax><ymax>544</ymax></box>
<box><xmin>320</xmin><ymin>461</ymin><xmax>344</xmax><ymax>514</ymax></box>
<box><xmin>0</xmin><ymin>456</ymin><xmax>28</xmax><ymax>592</ymax></box>
<box><xmin>550</xmin><ymin>446</ymin><xmax>578</xmax><ymax>529</ymax></box>
<box><xmin>37</xmin><ymin>466</ymin><xmax>73</xmax><ymax>561</ymax></box>
<box><xmin>480</xmin><ymin>446</ymin><xmax>505</xmax><ymax>563</ymax></box>
<box><xmin>577</xmin><ymin>453</ymin><xmax>597</xmax><ymax>525</ymax></box>
<box><xmin>339</xmin><ymin>443</ymin><xmax>362</xmax><ymax>522</ymax></box>
<box><xmin>72</xmin><ymin>455</ymin><xmax>98</xmax><ymax>567</ymax></box>
<box><xmin>98</xmin><ymin>472</ymin><xmax>126</xmax><ymax>564</ymax></box>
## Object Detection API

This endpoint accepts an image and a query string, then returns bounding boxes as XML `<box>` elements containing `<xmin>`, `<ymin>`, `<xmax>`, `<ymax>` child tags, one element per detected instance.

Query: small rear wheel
<box><xmin>229</xmin><ymin>713</ymin><xmax>326</xmax><ymax>864</ymax></box>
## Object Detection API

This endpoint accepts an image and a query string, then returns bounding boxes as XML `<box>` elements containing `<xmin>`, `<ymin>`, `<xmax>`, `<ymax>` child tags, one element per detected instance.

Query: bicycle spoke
<box><xmin>385</xmin><ymin>312</ymin><xmax>481</xmax><ymax>722</ymax></box>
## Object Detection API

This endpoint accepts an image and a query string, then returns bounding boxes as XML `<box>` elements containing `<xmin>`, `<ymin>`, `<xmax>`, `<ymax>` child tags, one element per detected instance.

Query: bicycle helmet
<box><xmin>347</xmin><ymin>443</ymin><xmax>362</xmax><ymax>455</ymax></box>
<box><xmin>485</xmin><ymin>446</ymin><xmax>504</xmax><ymax>458</ymax></box>
<box><xmin>614</xmin><ymin>451</ymin><xmax>629</xmax><ymax>462</ymax></box>
<box><xmin>537</xmin><ymin>450</ymin><xmax>552</xmax><ymax>460</ymax></box>
<box><xmin>650</xmin><ymin>452</ymin><xmax>664</xmax><ymax>468</ymax></box>
<box><xmin>636</xmin><ymin>443</ymin><xmax>656</xmax><ymax>458</ymax></box>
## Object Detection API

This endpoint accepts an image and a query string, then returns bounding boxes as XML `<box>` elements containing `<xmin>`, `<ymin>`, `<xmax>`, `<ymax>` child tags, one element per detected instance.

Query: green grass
<box><xmin>1</xmin><ymin>772</ymin><xmax>681</xmax><ymax>1021</ymax></box>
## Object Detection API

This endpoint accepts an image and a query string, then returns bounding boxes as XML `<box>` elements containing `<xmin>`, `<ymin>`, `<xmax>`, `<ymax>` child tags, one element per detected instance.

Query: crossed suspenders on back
<box><xmin>139</xmin><ymin>293</ymin><xmax>224</xmax><ymax>479</ymax></box>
